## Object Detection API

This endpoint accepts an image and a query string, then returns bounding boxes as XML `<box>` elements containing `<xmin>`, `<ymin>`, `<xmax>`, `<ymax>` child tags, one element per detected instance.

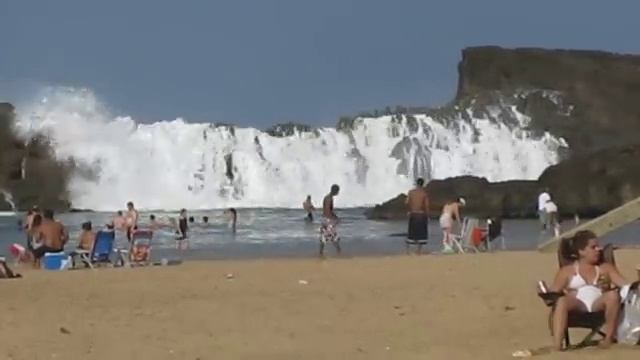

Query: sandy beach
<box><xmin>2</xmin><ymin>250</ymin><xmax>639</xmax><ymax>360</ymax></box>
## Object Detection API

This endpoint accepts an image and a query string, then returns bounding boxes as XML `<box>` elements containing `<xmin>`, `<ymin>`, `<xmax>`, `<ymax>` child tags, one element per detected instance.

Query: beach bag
<box><xmin>617</xmin><ymin>285</ymin><xmax>640</xmax><ymax>345</ymax></box>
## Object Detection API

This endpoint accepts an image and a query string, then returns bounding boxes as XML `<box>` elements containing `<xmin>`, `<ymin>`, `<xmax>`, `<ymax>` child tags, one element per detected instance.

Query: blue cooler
<box><xmin>43</xmin><ymin>252</ymin><xmax>70</xmax><ymax>271</ymax></box>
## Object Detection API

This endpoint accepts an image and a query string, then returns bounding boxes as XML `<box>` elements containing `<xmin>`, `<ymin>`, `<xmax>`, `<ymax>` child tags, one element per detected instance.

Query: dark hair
<box><xmin>27</xmin><ymin>209</ymin><xmax>33</xmax><ymax>216</ymax></box>
<box><xmin>188</xmin><ymin>216</ymin><xmax>195</xmax><ymax>223</ymax></box>
<box><xmin>203</xmin><ymin>216</ymin><xmax>209</xmax><ymax>222</ymax></box>
<box><xmin>563</xmin><ymin>230</ymin><xmax>597</xmax><ymax>259</ymax></box>
<box><xmin>331</xmin><ymin>184</ymin><xmax>340</xmax><ymax>194</ymax></box>
<box><xmin>416</xmin><ymin>178</ymin><xmax>424</xmax><ymax>187</ymax></box>
<box><xmin>43</xmin><ymin>209</ymin><xmax>54</xmax><ymax>220</ymax></box>
<box><xmin>117</xmin><ymin>210</ymin><xmax>123</xmax><ymax>216</ymax></box>
<box><xmin>229</xmin><ymin>208</ymin><xmax>237</xmax><ymax>215</ymax></box>
<box><xmin>127</xmin><ymin>201</ymin><xmax>134</xmax><ymax>207</ymax></box>
<box><xmin>150</xmin><ymin>214</ymin><xmax>156</xmax><ymax>220</ymax></box>
<box><xmin>32</xmin><ymin>214</ymin><xmax>43</xmax><ymax>227</ymax></box>
<box><xmin>82</xmin><ymin>221</ymin><xmax>92</xmax><ymax>231</ymax></box>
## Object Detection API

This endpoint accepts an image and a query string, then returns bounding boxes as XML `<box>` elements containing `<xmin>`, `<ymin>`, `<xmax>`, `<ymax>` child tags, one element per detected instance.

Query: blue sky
<box><xmin>1</xmin><ymin>0</ymin><xmax>639</xmax><ymax>127</ymax></box>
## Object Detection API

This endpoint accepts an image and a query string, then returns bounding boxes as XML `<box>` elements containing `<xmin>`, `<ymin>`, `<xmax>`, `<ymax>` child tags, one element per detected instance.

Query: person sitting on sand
<box><xmin>546</xmin><ymin>230</ymin><xmax>628</xmax><ymax>350</ymax></box>
<box><xmin>405</xmin><ymin>178</ymin><xmax>429</xmax><ymax>255</ymax></box>
<box><xmin>303</xmin><ymin>195</ymin><xmax>315</xmax><ymax>222</ymax></box>
<box><xmin>77</xmin><ymin>221</ymin><xmax>96</xmax><ymax>251</ymax></box>
<box><xmin>439</xmin><ymin>198</ymin><xmax>465</xmax><ymax>253</ymax></box>
<box><xmin>31</xmin><ymin>209</ymin><xmax>68</xmax><ymax>268</ymax></box>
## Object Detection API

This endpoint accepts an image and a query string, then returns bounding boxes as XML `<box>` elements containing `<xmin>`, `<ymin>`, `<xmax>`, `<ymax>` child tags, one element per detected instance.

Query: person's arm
<box><xmin>454</xmin><ymin>205</ymin><xmax>461</xmax><ymax>223</ymax></box>
<box><xmin>602</xmin><ymin>263</ymin><xmax>627</xmax><ymax>287</ymax></box>
<box><xmin>549</xmin><ymin>267</ymin><xmax>569</xmax><ymax>293</ymax></box>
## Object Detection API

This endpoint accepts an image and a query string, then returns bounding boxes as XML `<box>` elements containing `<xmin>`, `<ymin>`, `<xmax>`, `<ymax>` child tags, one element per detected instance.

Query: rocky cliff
<box><xmin>367</xmin><ymin>46</ymin><xmax>640</xmax><ymax>219</ymax></box>
<box><xmin>0</xmin><ymin>103</ymin><xmax>71</xmax><ymax>211</ymax></box>
<box><xmin>457</xmin><ymin>46</ymin><xmax>640</xmax><ymax>155</ymax></box>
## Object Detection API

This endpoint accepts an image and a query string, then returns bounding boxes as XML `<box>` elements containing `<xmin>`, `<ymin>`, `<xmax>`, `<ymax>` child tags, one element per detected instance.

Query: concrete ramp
<box><xmin>538</xmin><ymin>196</ymin><xmax>640</xmax><ymax>252</ymax></box>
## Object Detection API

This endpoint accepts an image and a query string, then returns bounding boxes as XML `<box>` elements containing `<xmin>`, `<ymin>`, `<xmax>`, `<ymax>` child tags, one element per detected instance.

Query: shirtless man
<box><xmin>320</xmin><ymin>184</ymin><xmax>341</xmax><ymax>257</ymax></box>
<box><xmin>303</xmin><ymin>195</ymin><xmax>315</xmax><ymax>222</ymax></box>
<box><xmin>405</xmin><ymin>178</ymin><xmax>429</xmax><ymax>254</ymax></box>
<box><xmin>125</xmin><ymin>201</ymin><xmax>139</xmax><ymax>242</ymax></box>
<box><xmin>32</xmin><ymin>209</ymin><xmax>68</xmax><ymax>266</ymax></box>
<box><xmin>439</xmin><ymin>198</ymin><xmax>465</xmax><ymax>253</ymax></box>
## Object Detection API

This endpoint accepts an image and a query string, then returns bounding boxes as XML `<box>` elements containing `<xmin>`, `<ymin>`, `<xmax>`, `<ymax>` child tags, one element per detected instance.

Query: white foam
<box><xmin>14</xmin><ymin>87</ymin><xmax>567</xmax><ymax>210</ymax></box>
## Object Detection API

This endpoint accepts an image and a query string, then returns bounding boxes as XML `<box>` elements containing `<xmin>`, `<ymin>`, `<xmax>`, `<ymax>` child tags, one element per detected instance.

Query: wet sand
<box><xmin>1</xmin><ymin>250</ymin><xmax>639</xmax><ymax>359</ymax></box>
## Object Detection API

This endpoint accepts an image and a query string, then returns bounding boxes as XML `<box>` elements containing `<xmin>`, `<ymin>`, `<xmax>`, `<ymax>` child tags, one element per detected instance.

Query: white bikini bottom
<box><xmin>575</xmin><ymin>286</ymin><xmax>603</xmax><ymax>312</ymax></box>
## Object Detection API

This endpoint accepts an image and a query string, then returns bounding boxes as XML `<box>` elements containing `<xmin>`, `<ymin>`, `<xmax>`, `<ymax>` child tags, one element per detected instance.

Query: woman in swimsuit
<box><xmin>439</xmin><ymin>198</ymin><xmax>465</xmax><ymax>252</ymax></box>
<box><xmin>548</xmin><ymin>230</ymin><xmax>627</xmax><ymax>350</ymax></box>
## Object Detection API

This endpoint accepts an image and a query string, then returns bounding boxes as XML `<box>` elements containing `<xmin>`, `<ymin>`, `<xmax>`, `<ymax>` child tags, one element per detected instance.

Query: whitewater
<box><xmin>13</xmin><ymin>87</ymin><xmax>566</xmax><ymax>211</ymax></box>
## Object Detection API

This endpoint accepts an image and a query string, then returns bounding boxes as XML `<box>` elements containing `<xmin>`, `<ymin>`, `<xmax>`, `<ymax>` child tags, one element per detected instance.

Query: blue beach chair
<box><xmin>72</xmin><ymin>230</ymin><xmax>116</xmax><ymax>268</ymax></box>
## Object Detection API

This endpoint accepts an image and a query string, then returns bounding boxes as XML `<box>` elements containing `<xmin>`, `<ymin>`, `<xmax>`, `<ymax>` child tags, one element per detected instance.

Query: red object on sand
<box><xmin>471</xmin><ymin>228</ymin><xmax>486</xmax><ymax>247</ymax></box>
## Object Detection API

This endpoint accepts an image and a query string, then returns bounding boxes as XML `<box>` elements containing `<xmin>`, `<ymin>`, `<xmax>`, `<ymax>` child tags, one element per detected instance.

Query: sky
<box><xmin>1</xmin><ymin>0</ymin><xmax>639</xmax><ymax>127</ymax></box>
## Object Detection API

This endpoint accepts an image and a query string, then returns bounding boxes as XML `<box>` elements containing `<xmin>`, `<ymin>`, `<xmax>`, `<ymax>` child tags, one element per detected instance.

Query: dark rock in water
<box><xmin>265</xmin><ymin>122</ymin><xmax>316</xmax><ymax>137</ymax></box>
<box><xmin>539</xmin><ymin>144</ymin><xmax>640</xmax><ymax>218</ymax></box>
<box><xmin>367</xmin><ymin>144</ymin><xmax>640</xmax><ymax>220</ymax></box>
<box><xmin>0</xmin><ymin>103</ymin><xmax>71</xmax><ymax>211</ymax></box>
<box><xmin>69</xmin><ymin>208</ymin><xmax>94</xmax><ymax>213</ymax></box>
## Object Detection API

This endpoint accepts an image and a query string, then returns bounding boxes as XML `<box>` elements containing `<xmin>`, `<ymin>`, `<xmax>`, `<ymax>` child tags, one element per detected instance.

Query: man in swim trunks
<box><xmin>405</xmin><ymin>178</ymin><xmax>429</xmax><ymax>255</ymax></box>
<box><xmin>320</xmin><ymin>184</ymin><xmax>341</xmax><ymax>257</ymax></box>
<box><xmin>303</xmin><ymin>195</ymin><xmax>315</xmax><ymax>222</ymax></box>
<box><xmin>32</xmin><ymin>209</ymin><xmax>68</xmax><ymax>267</ymax></box>
<box><xmin>125</xmin><ymin>201</ymin><xmax>139</xmax><ymax>242</ymax></box>
<box><xmin>439</xmin><ymin>198</ymin><xmax>465</xmax><ymax>253</ymax></box>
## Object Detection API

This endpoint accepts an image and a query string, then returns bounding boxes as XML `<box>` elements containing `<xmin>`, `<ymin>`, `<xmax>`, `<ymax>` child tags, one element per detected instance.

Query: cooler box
<box><xmin>43</xmin><ymin>252</ymin><xmax>70</xmax><ymax>271</ymax></box>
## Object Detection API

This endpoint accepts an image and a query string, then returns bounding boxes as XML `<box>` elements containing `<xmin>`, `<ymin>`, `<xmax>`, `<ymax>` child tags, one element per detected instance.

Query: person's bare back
<box><xmin>38</xmin><ymin>219</ymin><xmax>67</xmax><ymax>250</ymax></box>
<box><xmin>322</xmin><ymin>194</ymin><xmax>335</xmax><ymax>219</ymax></box>
<box><xmin>407</xmin><ymin>188</ymin><xmax>429</xmax><ymax>214</ymax></box>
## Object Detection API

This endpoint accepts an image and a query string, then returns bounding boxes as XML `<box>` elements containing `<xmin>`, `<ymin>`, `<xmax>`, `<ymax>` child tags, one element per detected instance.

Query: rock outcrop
<box><xmin>366</xmin><ymin>144</ymin><xmax>640</xmax><ymax>220</ymax></box>
<box><xmin>0</xmin><ymin>103</ymin><xmax>71</xmax><ymax>211</ymax></box>
<box><xmin>457</xmin><ymin>46</ymin><xmax>640</xmax><ymax>155</ymax></box>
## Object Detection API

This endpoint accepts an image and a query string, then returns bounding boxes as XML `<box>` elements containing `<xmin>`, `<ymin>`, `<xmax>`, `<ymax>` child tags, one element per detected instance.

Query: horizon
<box><xmin>2</xmin><ymin>0</ymin><xmax>639</xmax><ymax>127</ymax></box>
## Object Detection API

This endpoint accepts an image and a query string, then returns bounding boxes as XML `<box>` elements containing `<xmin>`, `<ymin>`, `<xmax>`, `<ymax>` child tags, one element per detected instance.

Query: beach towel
<box><xmin>407</xmin><ymin>213</ymin><xmax>428</xmax><ymax>244</ymax></box>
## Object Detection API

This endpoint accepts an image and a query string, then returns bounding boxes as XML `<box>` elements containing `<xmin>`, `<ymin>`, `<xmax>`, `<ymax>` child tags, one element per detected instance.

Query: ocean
<box><xmin>2</xmin><ymin>209</ymin><xmax>638</xmax><ymax>261</ymax></box>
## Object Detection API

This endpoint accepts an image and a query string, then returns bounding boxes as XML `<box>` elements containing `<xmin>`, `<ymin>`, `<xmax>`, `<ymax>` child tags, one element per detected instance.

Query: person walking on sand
<box><xmin>405</xmin><ymin>178</ymin><xmax>429</xmax><ymax>255</ymax></box>
<box><xmin>303</xmin><ymin>195</ymin><xmax>315</xmax><ymax>222</ymax></box>
<box><xmin>320</xmin><ymin>184</ymin><xmax>341</xmax><ymax>257</ymax></box>
<box><xmin>439</xmin><ymin>198</ymin><xmax>465</xmax><ymax>253</ymax></box>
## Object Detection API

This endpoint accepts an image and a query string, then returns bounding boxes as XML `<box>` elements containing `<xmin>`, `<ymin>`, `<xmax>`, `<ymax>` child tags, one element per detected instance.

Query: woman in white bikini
<box><xmin>439</xmin><ymin>198</ymin><xmax>465</xmax><ymax>252</ymax></box>
<box><xmin>548</xmin><ymin>230</ymin><xmax>627</xmax><ymax>350</ymax></box>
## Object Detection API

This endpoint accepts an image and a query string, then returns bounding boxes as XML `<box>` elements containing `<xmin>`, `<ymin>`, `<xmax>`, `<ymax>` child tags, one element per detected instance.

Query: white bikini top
<box><xmin>567</xmin><ymin>263</ymin><xmax>600</xmax><ymax>290</ymax></box>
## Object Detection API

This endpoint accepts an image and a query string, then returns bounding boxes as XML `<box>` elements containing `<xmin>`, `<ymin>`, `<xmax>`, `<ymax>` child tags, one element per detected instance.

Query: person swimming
<box><xmin>225</xmin><ymin>208</ymin><xmax>237</xmax><ymax>233</ymax></box>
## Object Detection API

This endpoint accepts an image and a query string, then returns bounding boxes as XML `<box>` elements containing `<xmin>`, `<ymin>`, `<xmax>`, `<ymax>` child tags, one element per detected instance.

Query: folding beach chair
<box><xmin>72</xmin><ymin>230</ymin><xmax>116</xmax><ymax>269</ymax></box>
<box><xmin>116</xmin><ymin>229</ymin><xmax>153</xmax><ymax>267</ymax></box>
<box><xmin>449</xmin><ymin>217</ymin><xmax>472</xmax><ymax>254</ymax></box>
<box><xmin>537</xmin><ymin>239</ymin><xmax>617</xmax><ymax>349</ymax></box>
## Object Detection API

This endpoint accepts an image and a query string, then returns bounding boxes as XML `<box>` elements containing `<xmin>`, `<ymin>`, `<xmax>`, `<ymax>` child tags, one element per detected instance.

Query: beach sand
<box><xmin>2</xmin><ymin>250</ymin><xmax>639</xmax><ymax>359</ymax></box>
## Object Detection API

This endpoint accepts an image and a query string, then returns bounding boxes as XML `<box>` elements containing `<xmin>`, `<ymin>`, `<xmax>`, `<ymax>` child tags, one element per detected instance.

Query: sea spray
<box><xmin>14</xmin><ymin>87</ymin><xmax>567</xmax><ymax>210</ymax></box>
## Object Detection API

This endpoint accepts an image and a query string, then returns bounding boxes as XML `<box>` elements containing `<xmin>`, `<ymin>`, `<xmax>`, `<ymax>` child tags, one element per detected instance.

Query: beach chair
<box><xmin>72</xmin><ymin>230</ymin><xmax>116</xmax><ymax>269</ymax></box>
<box><xmin>485</xmin><ymin>217</ymin><xmax>506</xmax><ymax>251</ymax></box>
<box><xmin>449</xmin><ymin>217</ymin><xmax>473</xmax><ymax>253</ymax></box>
<box><xmin>116</xmin><ymin>229</ymin><xmax>153</xmax><ymax>267</ymax></box>
<box><xmin>537</xmin><ymin>239</ymin><xmax>616</xmax><ymax>349</ymax></box>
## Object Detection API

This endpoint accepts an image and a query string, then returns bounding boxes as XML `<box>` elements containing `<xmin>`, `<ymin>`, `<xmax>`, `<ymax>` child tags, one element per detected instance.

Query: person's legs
<box><xmin>590</xmin><ymin>291</ymin><xmax>621</xmax><ymax>346</ymax></box>
<box><xmin>552</xmin><ymin>294</ymin><xmax>586</xmax><ymax>350</ymax></box>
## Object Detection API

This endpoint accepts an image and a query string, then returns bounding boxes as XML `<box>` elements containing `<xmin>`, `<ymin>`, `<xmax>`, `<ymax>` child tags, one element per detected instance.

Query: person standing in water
<box><xmin>224</xmin><ymin>208</ymin><xmax>237</xmax><ymax>233</ymax></box>
<box><xmin>405</xmin><ymin>178</ymin><xmax>429</xmax><ymax>255</ymax></box>
<box><xmin>320</xmin><ymin>184</ymin><xmax>341</xmax><ymax>257</ymax></box>
<box><xmin>125</xmin><ymin>202</ymin><xmax>139</xmax><ymax>242</ymax></box>
<box><xmin>439</xmin><ymin>198</ymin><xmax>465</xmax><ymax>253</ymax></box>
<box><xmin>176</xmin><ymin>209</ymin><xmax>188</xmax><ymax>250</ymax></box>
<box><xmin>303</xmin><ymin>195</ymin><xmax>315</xmax><ymax>222</ymax></box>
<box><xmin>538</xmin><ymin>188</ymin><xmax>551</xmax><ymax>231</ymax></box>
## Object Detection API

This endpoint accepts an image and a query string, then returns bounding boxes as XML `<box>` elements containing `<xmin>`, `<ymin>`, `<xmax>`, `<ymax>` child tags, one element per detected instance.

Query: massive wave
<box><xmin>13</xmin><ymin>87</ymin><xmax>566</xmax><ymax>210</ymax></box>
